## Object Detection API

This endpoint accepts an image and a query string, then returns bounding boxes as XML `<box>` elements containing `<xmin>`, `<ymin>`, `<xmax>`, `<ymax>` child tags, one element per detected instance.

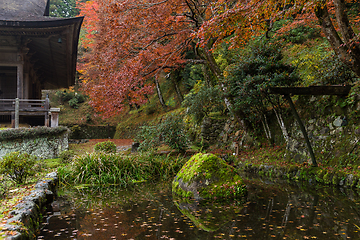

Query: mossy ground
<box><xmin>0</xmin><ymin>158</ymin><xmax>62</xmax><ymax>239</ymax></box>
<box><xmin>236</xmin><ymin>144</ymin><xmax>360</xmax><ymax>188</ymax></box>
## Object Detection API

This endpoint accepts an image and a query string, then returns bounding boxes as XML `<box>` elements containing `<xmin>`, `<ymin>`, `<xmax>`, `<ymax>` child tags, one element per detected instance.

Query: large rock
<box><xmin>172</xmin><ymin>153</ymin><xmax>246</xmax><ymax>200</ymax></box>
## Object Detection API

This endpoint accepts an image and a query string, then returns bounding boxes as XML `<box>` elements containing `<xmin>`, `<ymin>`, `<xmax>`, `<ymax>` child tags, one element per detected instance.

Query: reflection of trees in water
<box><xmin>42</xmin><ymin>180</ymin><xmax>360</xmax><ymax>239</ymax></box>
<box><xmin>241</xmin><ymin>180</ymin><xmax>360</xmax><ymax>239</ymax></box>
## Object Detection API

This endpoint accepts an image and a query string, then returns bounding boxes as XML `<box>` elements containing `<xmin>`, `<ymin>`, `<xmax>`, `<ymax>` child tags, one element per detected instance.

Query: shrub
<box><xmin>75</xmin><ymin>93</ymin><xmax>86</xmax><ymax>103</ymax></box>
<box><xmin>182</xmin><ymin>82</ymin><xmax>225</xmax><ymax>123</ymax></box>
<box><xmin>59</xmin><ymin>150</ymin><xmax>75</xmax><ymax>163</ymax></box>
<box><xmin>56</xmin><ymin>90</ymin><xmax>74</xmax><ymax>103</ymax></box>
<box><xmin>94</xmin><ymin>141</ymin><xmax>117</xmax><ymax>153</ymax></box>
<box><xmin>68</xmin><ymin>97</ymin><xmax>79</xmax><ymax>108</ymax></box>
<box><xmin>136</xmin><ymin>112</ymin><xmax>189</xmax><ymax>152</ymax></box>
<box><xmin>160</xmin><ymin>113</ymin><xmax>189</xmax><ymax>153</ymax></box>
<box><xmin>55</xmin><ymin>90</ymin><xmax>86</xmax><ymax>108</ymax></box>
<box><xmin>136</xmin><ymin>125</ymin><xmax>161</xmax><ymax>151</ymax></box>
<box><xmin>0</xmin><ymin>152</ymin><xmax>37</xmax><ymax>184</ymax></box>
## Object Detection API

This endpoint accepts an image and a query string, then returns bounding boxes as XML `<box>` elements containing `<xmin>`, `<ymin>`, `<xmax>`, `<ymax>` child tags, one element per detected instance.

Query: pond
<box><xmin>38</xmin><ymin>176</ymin><xmax>360</xmax><ymax>239</ymax></box>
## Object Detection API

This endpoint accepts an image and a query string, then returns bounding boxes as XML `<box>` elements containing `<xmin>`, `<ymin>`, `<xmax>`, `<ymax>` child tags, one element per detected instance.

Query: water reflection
<box><xmin>38</xmin><ymin>178</ymin><xmax>360</xmax><ymax>239</ymax></box>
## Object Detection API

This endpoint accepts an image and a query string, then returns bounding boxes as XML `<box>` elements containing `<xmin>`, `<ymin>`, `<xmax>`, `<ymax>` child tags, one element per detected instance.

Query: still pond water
<box><xmin>38</xmin><ymin>176</ymin><xmax>360</xmax><ymax>240</ymax></box>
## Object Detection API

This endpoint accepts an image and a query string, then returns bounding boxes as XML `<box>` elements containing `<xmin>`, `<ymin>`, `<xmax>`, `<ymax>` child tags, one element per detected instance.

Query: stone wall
<box><xmin>209</xmin><ymin>93</ymin><xmax>360</xmax><ymax>164</ymax></box>
<box><xmin>0</xmin><ymin>128</ymin><xmax>69</xmax><ymax>159</ymax></box>
<box><xmin>68</xmin><ymin>124</ymin><xmax>116</xmax><ymax>139</ymax></box>
<box><xmin>1</xmin><ymin>172</ymin><xmax>58</xmax><ymax>240</ymax></box>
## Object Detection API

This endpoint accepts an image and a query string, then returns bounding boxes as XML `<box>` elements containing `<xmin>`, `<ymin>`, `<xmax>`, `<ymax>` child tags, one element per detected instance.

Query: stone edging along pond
<box><xmin>1</xmin><ymin>172</ymin><xmax>58</xmax><ymax>240</ymax></box>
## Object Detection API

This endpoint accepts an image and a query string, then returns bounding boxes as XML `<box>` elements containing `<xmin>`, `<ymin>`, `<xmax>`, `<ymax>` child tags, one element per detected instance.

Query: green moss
<box><xmin>172</xmin><ymin>153</ymin><xmax>247</xmax><ymax>200</ymax></box>
<box><xmin>323</xmin><ymin>172</ymin><xmax>333</xmax><ymax>184</ymax></box>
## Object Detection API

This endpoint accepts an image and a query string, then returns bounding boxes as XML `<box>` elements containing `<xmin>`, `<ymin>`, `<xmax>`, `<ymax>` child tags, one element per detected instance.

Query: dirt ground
<box><xmin>88</xmin><ymin>139</ymin><xmax>133</xmax><ymax>146</ymax></box>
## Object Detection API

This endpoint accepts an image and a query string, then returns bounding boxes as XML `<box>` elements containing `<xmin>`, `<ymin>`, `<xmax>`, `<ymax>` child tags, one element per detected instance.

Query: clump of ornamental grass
<box><xmin>94</xmin><ymin>140</ymin><xmax>117</xmax><ymax>154</ymax></box>
<box><xmin>58</xmin><ymin>152</ymin><xmax>188</xmax><ymax>186</ymax></box>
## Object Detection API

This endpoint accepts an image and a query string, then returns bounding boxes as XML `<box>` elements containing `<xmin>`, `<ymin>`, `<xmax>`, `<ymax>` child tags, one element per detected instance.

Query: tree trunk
<box><xmin>154</xmin><ymin>78</ymin><xmax>167</xmax><ymax>108</ymax></box>
<box><xmin>171</xmin><ymin>71</ymin><xmax>184</xmax><ymax>103</ymax></box>
<box><xmin>201</xmin><ymin>41</ymin><xmax>250</xmax><ymax>131</ymax></box>
<box><xmin>202</xmin><ymin>64</ymin><xmax>212</xmax><ymax>87</ymax></box>
<box><xmin>315</xmin><ymin>1</ymin><xmax>360</xmax><ymax>77</ymax></box>
<box><xmin>261</xmin><ymin>114</ymin><xmax>272</xmax><ymax>143</ymax></box>
<box><xmin>273</xmin><ymin>107</ymin><xmax>289</xmax><ymax>144</ymax></box>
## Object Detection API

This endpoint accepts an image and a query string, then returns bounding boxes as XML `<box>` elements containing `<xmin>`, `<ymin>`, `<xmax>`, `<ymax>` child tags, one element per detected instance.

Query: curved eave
<box><xmin>0</xmin><ymin>17</ymin><xmax>84</xmax><ymax>89</ymax></box>
<box><xmin>0</xmin><ymin>17</ymin><xmax>84</xmax><ymax>28</ymax></box>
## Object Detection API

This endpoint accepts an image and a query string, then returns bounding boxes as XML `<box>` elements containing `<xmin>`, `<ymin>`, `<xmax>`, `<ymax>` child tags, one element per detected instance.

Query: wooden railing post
<box><xmin>50</xmin><ymin>108</ymin><xmax>60</xmax><ymax>127</ymax></box>
<box><xmin>44</xmin><ymin>95</ymin><xmax>50</xmax><ymax>127</ymax></box>
<box><xmin>15</xmin><ymin>98</ymin><xmax>19</xmax><ymax>129</ymax></box>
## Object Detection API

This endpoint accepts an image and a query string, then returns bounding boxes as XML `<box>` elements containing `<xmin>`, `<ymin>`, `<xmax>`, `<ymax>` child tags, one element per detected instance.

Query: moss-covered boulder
<box><xmin>172</xmin><ymin>153</ymin><xmax>247</xmax><ymax>200</ymax></box>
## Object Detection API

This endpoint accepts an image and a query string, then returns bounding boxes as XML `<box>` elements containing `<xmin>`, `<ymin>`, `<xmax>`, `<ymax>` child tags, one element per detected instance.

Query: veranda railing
<box><xmin>0</xmin><ymin>97</ymin><xmax>50</xmax><ymax>128</ymax></box>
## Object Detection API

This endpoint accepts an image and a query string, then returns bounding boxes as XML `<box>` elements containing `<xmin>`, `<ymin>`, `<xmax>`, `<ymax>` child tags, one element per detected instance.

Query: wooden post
<box><xmin>234</xmin><ymin>142</ymin><xmax>239</xmax><ymax>156</ymax></box>
<box><xmin>11</xmin><ymin>112</ymin><xmax>15</xmax><ymax>128</ymax></box>
<box><xmin>17</xmin><ymin>64</ymin><xmax>23</xmax><ymax>99</ymax></box>
<box><xmin>15</xmin><ymin>98</ymin><xmax>19</xmax><ymax>129</ymax></box>
<box><xmin>284</xmin><ymin>94</ymin><xmax>317</xmax><ymax>167</ymax></box>
<box><xmin>50</xmin><ymin>108</ymin><xmax>60</xmax><ymax>127</ymax></box>
<box><xmin>44</xmin><ymin>95</ymin><xmax>50</xmax><ymax>127</ymax></box>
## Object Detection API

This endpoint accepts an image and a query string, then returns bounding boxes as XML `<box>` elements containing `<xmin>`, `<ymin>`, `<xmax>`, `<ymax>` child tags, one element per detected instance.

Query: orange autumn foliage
<box><xmin>77</xmin><ymin>0</ymin><xmax>360</xmax><ymax>118</ymax></box>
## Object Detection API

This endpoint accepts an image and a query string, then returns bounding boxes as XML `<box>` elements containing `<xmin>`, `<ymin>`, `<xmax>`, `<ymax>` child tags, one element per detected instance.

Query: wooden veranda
<box><xmin>0</xmin><ymin>96</ymin><xmax>59</xmax><ymax>128</ymax></box>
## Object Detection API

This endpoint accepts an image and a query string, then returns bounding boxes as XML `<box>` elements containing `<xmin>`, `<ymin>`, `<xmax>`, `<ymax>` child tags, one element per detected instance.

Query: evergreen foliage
<box><xmin>225</xmin><ymin>41</ymin><xmax>300</xmax><ymax>123</ymax></box>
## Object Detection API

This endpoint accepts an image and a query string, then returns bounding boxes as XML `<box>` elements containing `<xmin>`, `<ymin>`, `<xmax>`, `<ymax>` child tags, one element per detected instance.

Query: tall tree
<box><xmin>50</xmin><ymin>0</ymin><xmax>82</xmax><ymax>18</ymax></box>
<box><xmin>77</xmin><ymin>0</ymin><xmax>237</xmax><ymax>118</ymax></box>
<box><xmin>198</xmin><ymin>0</ymin><xmax>360</xmax><ymax>77</ymax></box>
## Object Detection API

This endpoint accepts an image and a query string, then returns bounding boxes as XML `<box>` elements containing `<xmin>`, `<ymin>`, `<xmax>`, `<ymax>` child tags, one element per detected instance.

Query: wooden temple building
<box><xmin>0</xmin><ymin>0</ymin><xmax>83</xmax><ymax>127</ymax></box>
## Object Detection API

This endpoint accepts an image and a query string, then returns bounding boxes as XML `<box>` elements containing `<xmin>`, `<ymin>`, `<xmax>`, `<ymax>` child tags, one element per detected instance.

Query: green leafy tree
<box><xmin>50</xmin><ymin>0</ymin><xmax>85</xmax><ymax>18</ymax></box>
<box><xmin>225</xmin><ymin>41</ymin><xmax>300</xmax><ymax>142</ymax></box>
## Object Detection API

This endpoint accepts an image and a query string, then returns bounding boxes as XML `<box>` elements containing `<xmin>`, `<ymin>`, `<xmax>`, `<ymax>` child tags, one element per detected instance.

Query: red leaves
<box><xmin>78</xmin><ymin>0</ymin><xmax>197</xmax><ymax>117</ymax></box>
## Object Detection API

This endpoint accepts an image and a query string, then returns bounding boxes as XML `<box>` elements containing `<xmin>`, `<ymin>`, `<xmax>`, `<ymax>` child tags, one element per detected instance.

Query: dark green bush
<box><xmin>182</xmin><ymin>83</ymin><xmax>225</xmax><ymax>123</ymax></box>
<box><xmin>59</xmin><ymin>150</ymin><xmax>75</xmax><ymax>163</ymax></box>
<box><xmin>0</xmin><ymin>152</ymin><xmax>37</xmax><ymax>184</ymax></box>
<box><xmin>56</xmin><ymin>90</ymin><xmax>74</xmax><ymax>103</ymax></box>
<box><xmin>160</xmin><ymin>113</ymin><xmax>189</xmax><ymax>152</ymax></box>
<box><xmin>68</xmin><ymin>97</ymin><xmax>79</xmax><ymax>109</ymax></box>
<box><xmin>55</xmin><ymin>90</ymin><xmax>86</xmax><ymax>108</ymax></box>
<box><xmin>136</xmin><ymin>112</ymin><xmax>189</xmax><ymax>152</ymax></box>
<box><xmin>75</xmin><ymin>93</ymin><xmax>86</xmax><ymax>103</ymax></box>
<box><xmin>94</xmin><ymin>141</ymin><xmax>117</xmax><ymax>153</ymax></box>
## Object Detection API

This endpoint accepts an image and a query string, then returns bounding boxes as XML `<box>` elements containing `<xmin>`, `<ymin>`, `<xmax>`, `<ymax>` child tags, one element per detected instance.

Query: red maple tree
<box><xmin>198</xmin><ymin>0</ymin><xmax>360</xmax><ymax>76</ymax></box>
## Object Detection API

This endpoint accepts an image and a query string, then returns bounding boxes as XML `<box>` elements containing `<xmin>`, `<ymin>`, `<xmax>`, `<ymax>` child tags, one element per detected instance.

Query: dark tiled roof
<box><xmin>0</xmin><ymin>0</ymin><xmax>59</xmax><ymax>21</ymax></box>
